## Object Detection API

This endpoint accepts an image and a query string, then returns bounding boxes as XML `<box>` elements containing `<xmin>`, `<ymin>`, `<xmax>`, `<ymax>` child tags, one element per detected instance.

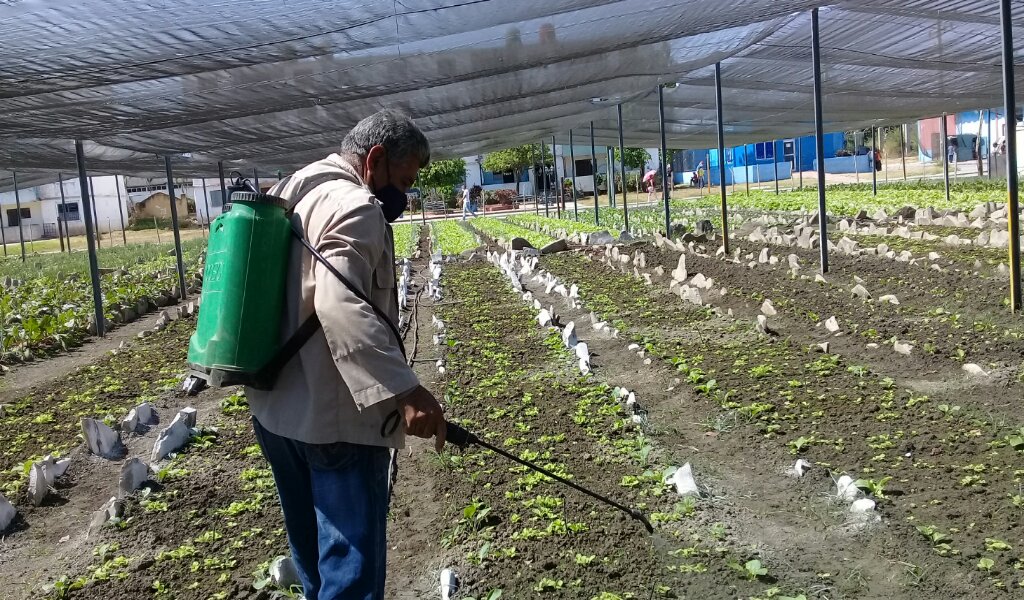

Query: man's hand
<box><xmin>397</xmin><ymin>385</ymin><xmax>446</xmax><ymax>452</ymax></box>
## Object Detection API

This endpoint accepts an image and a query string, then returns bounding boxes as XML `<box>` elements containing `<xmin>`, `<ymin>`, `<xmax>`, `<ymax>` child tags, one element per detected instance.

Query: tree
<box><xmin>415</xmin><ymin>158</ymin><xmax>467</xmax><ymax>204</ymax></box>
<box><xmin>482</xmin><ymin>144</ymin><xmax>552</xmax><ymax>194</ymax></box>
<box><xmin>613</xmin><ymin>147</ymin><xmax>651</xmax><ymax>171</ymax></box>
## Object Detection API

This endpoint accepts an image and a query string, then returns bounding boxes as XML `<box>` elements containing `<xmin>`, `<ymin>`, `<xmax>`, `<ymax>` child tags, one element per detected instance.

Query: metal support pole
<box><xmin>12</xmin><ymin>171</ymin><xmax>25</xmax><ymax>261</ymax></box>
<box><xmin>607</xmin><ymin>147</ymin><xmax>616</xmax><ymax>208</ymax></box>
<box><xmin>552</xmin><ymin>135</ymin><xmax>561</xmax><ymax>219</ymax></box>
<box><xmin>570</xmin><ymin>130</ymin><xmax>578</xmax><ymax>221</ymax></box>
<box><xmin>542</xmin><ymin>141</ymin><xmax>550</xmax><ymax>217</ymax></box>
<box><xmin>999</xmin><ymin>0</ymin><xmax>1021</xmax><ymax>312</ymax></box>
<box><xmin>253</xmin><ymin>168</ymin><xmax>260</xmax><ymax>191</ymax></box>
<box><xmin>58</xmin><ymin>173</ymin><xmax>70</xmax><ymax>252</ymax></box>
<box><xmin>163</xmin><ymin>156</ymin><xmax>188</xmax><ymax>299</ymax></box>
<box><xmin>218</xmin><ymin>161</ymin><xmax>228</xmax><ymax>209</ymax></box>
<box><xmin>590</xmin><ymin>121</ymin><xmax>599</xmax><ymax>225</ymax></box>
<box><xmin>797</xmin><ymin>139</ymin><xmax>803</xmax><ymax>189</ymax></box>
<box><xmin>854</xmin><ymin>131</ymin><xmax>861</xmax><ymax>184</ymax></box>
<box><xmin>714</xmin><ymin>64</ymin><xmax>729</xmax><ymax>253</ymax></box>
<box><xmin>871</xmin><ymin>127</ymin><xmax>878</xmax><ymax>196</ymax></box>
<box><xmin>56</xmin><ymin>174</ymin><xmax>66</xmax><ymax>253</ymax></box>
<box><xmin>536</xmin><ymin>143</ymin><xmax>544</xmax><ymax>216</ymax></box>
<box><xmin>201</xmin><ymin>178</ymin><xmax>212</xmax><ymax>238</ymax></box>
<box><xmin>941</xmin><ymin>113</ymin><xmax>951</xmax><ymax>204</ymax></box>
<box><xmin>658</xmin><ymin>84</ymin><xmax>670</xmax><ymax>236</ymax></box>
<box><xmin>75</xmin><ymin>140</ymin><xmax>105</xmax><ymax>337</ymax></box>
<box><xmin>901</xmin><ymin>124</ymin><xmax>908</xmax><ymax>181</ymax></box>
<box><xmin>773</xmin><ymin>141</ymin><xmax>780</xmax><ymax>195</ymax></box>
<box><xmin>88</xmin><ymin>176</ymin><xmax>100</xmax><ymax>246</ymax></box>
<box><xmin>744</xmin><ymin>146</ymin><xmax>750</xmax><ymax>195</ymax></box>
<box><xmin>0</xmin><ymin>189</ymin><xmax>7</xmax><ymax>256</ymax></box>
<box><xmin>811</xmin><ymin>8</ymin><xmax>829</xmax><ymax>273</ymax></box>
<box><xmin>983</xmin><ymin>109</ymin><xmax>991</xmax><ymax>179</ymax></box>
<box><xmin>115</xmin><ymin>177</ymin><xmax>127</xmax><ymax>246</ymax></box>
<box><xmin>616</xmin><ymin>104</ymin><xmax>628</xmax><ymax>216</ymax></box>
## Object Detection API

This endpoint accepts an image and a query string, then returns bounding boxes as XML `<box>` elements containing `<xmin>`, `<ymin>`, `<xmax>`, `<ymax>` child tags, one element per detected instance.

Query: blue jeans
<box><xmin>253</xmin><ymin>418</ymin><xmax>392</xmax><ymax>600</ymax></box>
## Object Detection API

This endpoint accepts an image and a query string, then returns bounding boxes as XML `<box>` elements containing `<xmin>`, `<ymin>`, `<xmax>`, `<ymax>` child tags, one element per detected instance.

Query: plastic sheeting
<box><xmin>0</xmin><ymin>0</ymin><xmax>1022</xmax><ymax>187</ymax></box>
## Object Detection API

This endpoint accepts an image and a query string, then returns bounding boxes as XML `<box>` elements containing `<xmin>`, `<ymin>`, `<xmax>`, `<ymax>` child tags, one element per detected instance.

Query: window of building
<box><xmin>481</xmin><ymin>170</ymin><xmax>527</xmax><ymax>186</ymax></box>
<box><xmin>125</xmin><ymin>183</ymin><xmax>180</xmax><ymax>194</ymax></box>
<box><xmin>209</xmin><ymin>189</ymin><xmax>225</xmax><ymax>207</ymax></box>
<box><xmin>755</xmin><ymin>142</ymin><xmax>775</xmax><ymax>161</ymax></box>
<box><xmin>574</xmin><ymin>159</ymin><xmax>594</xmax><ymax>177</ymax></box>
<box><xmin>5</xmin><ymin>207</ymin><xmax>31</xmax><ymax>226</ymax></box>
<box><xmin>57</xmin><ymin>202</ymin><xmax>81</xmax><ymax>221</ymax></box>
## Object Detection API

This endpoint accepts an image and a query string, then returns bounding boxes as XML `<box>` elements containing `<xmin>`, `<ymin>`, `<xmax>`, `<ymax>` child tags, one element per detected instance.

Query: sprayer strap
<box><xmin>248</xmin><ymin>172</ymin><xmax>406</xmax><ymax>391</ymax></box>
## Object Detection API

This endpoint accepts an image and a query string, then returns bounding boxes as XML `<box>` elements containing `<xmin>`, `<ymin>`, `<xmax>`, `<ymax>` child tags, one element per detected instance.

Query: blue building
<box><xmin>681</xmin><ymin>133</ymin><xmax>846</xmax><ymax>185</ymax></box>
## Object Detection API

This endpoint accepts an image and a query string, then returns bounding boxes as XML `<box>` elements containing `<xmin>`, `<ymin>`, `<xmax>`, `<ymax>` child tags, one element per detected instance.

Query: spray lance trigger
<box><xmin>443</xmin><ymin>422</ymin><xmax>653</xmax><ymax>534</ymax></box>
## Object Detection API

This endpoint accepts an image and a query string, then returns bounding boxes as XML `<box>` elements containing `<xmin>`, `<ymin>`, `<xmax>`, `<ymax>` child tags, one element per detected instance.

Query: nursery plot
<box><xmin>430</xmin><ymin>220</ymin><xmax>482</xmax><ymax>256</ymax></box>
<box><xmin>393</xmin><ymin>223</ymin><xmax>420</xmax><ymax>259</ymax></box>
<box><xmin>427</xmin><ymin>260</ymin><xmax>818</xmax><ymax>600</ymax></box>
<box><xmin>0</xmin><ymin>240</ymin><xmax>206</xmax><ymax>367</ymax></box>
<box><xmin>506</xmin><ymin>214</ymin><xmax>620</xmax><ymax>238</ymax></box>
<box><xmin>23</xmin><ymin>390</ymin><xmax>288</xmax><ymax>600</ymax></box>
<box><xmin>0</xmin><ymin>318</ymin><xmax>197</xmax><ymax>499</ymax></box>
<box><xmin>468</xmin><ymin>217</ymin><xmax>555</xmax><ymax>249</ymax></box>
<box><xmin>540</xmin><ymin>248</ymin><xmax>1024</xmax><ymax>595</ymax></box>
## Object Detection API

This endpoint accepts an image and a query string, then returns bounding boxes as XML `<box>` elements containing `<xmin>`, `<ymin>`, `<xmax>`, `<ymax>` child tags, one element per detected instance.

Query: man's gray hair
<box><xmin>341</xmin><ymin>110</ymin><xmax>431</xmax><ymax>167</ymax></box>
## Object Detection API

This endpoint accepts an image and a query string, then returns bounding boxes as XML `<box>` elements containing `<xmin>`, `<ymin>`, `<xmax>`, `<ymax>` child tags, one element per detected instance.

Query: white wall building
<box><xmin>462</xmin><ymin>145</ymin><xmax>659</xmax><ymax>199</ymax></box>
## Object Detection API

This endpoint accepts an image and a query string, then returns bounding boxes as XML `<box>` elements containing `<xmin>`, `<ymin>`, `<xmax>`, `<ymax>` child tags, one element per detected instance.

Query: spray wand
<box><xmin>445</xmin><ymin>422</ymin><xmax>654</xmax><ymax>534</ymax></box>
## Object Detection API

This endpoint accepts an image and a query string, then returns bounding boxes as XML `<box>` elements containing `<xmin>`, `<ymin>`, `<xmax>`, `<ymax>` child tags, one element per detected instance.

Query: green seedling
<box><xmin>787</xmin><ymin>435</ymin><xmax>816</xmax><ymax>455</ymax></box>
<box><xmin>729</xmin><ymin>558</ymin><xmax>768</xmax><ymax>581</ymax></box>
<box><xmin>854</xmin><ymin>476</ymin><xmax>892</xmax><ymax>499</ymax></box>
<box><xmin>986</xmin><ymin>538</ymin><xmax>1012</xmax><ymax>552</ymax></box>
<box><xmin>533</xmin><ymin>577</ymin><xmax>564</xmax><ymax>592</ymax></box>
<box><xmin>465</xmin><ymin>590</ymin><xmax>503</xmax><ymax>600</ymax></box>
<box><xmin>978</xmin><ymin>557</ymin><xmax>995</xmax><ymax>572</ymax></box>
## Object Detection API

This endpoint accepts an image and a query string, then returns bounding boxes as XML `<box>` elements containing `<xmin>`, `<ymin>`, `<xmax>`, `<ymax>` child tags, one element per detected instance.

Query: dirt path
<box><xmin>385</xmin><ymin>230</ymin><xmax>452</xmax><ymax>599</ymax></box>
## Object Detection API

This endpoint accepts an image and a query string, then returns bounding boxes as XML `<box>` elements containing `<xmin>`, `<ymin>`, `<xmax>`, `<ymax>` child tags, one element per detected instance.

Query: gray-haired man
<box><xmin>248</xmin><ymin>110</ymin><xmax>446</xmax><ymax>600</ymax></box>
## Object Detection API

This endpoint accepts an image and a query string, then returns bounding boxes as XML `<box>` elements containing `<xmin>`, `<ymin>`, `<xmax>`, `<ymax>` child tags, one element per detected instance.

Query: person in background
<box><xmin>248</xmin><ymin>110</ymin><xmax>446</xmax><ymax>600</ymax></box>
<box><xmin>696</xmin><ymin>161</ymin><xmax>706</xmax><ymax>189</ymax></box>
<box><xmin>462</xmin><ymin>185</ymin><xmax>480</xmax><ymax>220</ymax></box>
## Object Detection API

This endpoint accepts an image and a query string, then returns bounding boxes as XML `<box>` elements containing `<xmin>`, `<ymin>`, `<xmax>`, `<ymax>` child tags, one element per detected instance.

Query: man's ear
<box><xmin>364</xmin><ymin>145</ymin><xmax>386</xmax><ymax>181</ymax></box>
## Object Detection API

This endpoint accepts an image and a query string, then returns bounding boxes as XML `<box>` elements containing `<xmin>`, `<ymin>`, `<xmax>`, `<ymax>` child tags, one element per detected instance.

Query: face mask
<box><xmin>372</xmin><ymin>153</ymin><xmax>408</xmax><ymax>223</ymax></box>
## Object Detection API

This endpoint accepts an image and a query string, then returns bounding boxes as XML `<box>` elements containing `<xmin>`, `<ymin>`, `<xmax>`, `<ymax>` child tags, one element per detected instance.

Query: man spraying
<box><xmin>247</xmin><ymin>110</ymin><xmax>446</xmax><ymax>599</ymax></box>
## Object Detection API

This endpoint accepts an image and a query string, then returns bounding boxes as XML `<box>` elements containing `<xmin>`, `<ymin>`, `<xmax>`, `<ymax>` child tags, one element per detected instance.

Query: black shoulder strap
<box><xmin>247</xmin><ymin>173</ymin><xmax>405</xmax><ymax>390</ymax></box>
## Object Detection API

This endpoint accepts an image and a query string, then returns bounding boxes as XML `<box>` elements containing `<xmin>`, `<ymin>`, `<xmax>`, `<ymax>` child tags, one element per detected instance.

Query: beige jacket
<box><xmin>247</xmin><ymin>154</ymin><xmax>417</xmax><ymax>447</ymax></box>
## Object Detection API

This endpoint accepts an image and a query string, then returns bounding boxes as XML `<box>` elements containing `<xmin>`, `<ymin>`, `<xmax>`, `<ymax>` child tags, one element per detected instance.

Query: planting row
<box><xmin>0</xmin><ymin>240</ymin><xmax>206</xmax><ymax>367</ymax></box>
<box><xmin>538</xmin><ymin>242</ymin><xmax>1024</xmax><ymax>594</ymax></box>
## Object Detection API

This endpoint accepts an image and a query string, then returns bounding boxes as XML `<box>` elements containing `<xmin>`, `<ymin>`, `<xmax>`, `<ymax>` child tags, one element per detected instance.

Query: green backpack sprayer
<box><xmin>185</xmin><ymin>174</ymin><xmax>402</xmax><ymax>391</ymax></box>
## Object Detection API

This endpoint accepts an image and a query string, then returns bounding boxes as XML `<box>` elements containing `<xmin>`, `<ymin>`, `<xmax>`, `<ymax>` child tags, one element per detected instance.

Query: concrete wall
<box><xmin>812</xmin><ymin>154</ymin><xmax>874</xmax><ymax>174</ymax></box>
<box><xmin>133</xmin><ymin>192</ymin><xmax>190</xmax><ymax>220</ymax></box>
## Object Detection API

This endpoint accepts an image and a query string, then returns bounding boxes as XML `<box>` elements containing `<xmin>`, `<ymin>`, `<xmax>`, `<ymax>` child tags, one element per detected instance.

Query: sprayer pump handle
<box><xmin>445</xmin><ymin>422</ymin><xmax>477</xmax><ymax>449</ymax></box>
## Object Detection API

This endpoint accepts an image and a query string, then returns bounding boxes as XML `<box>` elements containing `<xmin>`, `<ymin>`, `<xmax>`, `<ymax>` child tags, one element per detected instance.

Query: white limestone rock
<box><xmin>665</xmin><ymin>463</ymin><xmax>699</xmax><ymax>496</ymax></box>
<box><xmin>893</xmin><ymin>341</ymin><xmax>914</xmax><ymax>356</ymax></box>
<box><xmin>824</xmin><ymin>316</ymin><xmax>840</xmax><ymax>333</ymax></box>
<box><xmin>878</xmin><ymin>294</ymin><xmax>900</xmax><ymax>305</ymax></box>
<box><xmin>962</xmin><ymin>363</ymin><xmax>989</xmax><ymax>377</ymax></box>
<box><xmin>28</xmin><ymin>462</ymin><xmax>49</xmax><ymax>506</ymax></box>
<box><xmin>0</xmin><ymin>493</ymin><xmax>15</xmax><ymax>531</ymax></box>
<box><xmin>760</xmin><ymin>299</ymin><xmax>777</xmax><ymax>316</ymax></box>
<box><xmin>178</xmin><ymin>405</ymin><xmax>197</xmax><ymax>430</ymax></box>
<box><xmin>851</xmin><ymin>284</ymin><xmax>871</xmax><ymax>300</ymax></box>
<box><xmin>151</xmin><ymin>419</ymin><xmax>191</xmax><ymax>461</ymax></box>
<box><xmin>671</xmin><ymin>255</ymin><xmax>688</xmax><ymax>282</ymax></box>
<box><xmin>119</xmin><ymin>458</ymin><xmax>151</xmax><ymax>495</ymax></box>
<box><xmin>836</xmin><ymin>475</ymin><xmax>859</xmax><ymax>503</ymax></box>
<box><xmin>561</xmin><ymin>322</ymin><xmax>577</xmax><ymax>349</ymax></box>
<box><xmin>82</xmin><ymin>418</ymin><xmax>125</xmax><ymax>459</ymax></box>
<box><xmin>270</xmin><ymin>556</ymin><xmax>303</xmax><ymax>591</ymax></box>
